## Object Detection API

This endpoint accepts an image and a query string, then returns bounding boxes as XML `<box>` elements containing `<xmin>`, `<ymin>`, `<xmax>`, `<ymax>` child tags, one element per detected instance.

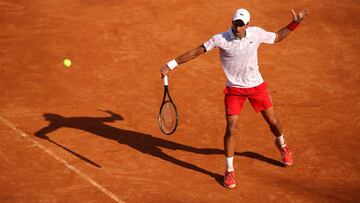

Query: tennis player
<box><xmin>160</xmin><ymin>8</ymin><xmax>309</xmax><ymax>189</ymax></box>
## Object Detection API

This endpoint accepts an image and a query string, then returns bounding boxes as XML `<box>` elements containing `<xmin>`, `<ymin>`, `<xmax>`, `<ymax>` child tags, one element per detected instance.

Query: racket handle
<box><xmin>164</xmin><ymin>75</ymin><xmax>168</xmax><ymax>86</ymax></box>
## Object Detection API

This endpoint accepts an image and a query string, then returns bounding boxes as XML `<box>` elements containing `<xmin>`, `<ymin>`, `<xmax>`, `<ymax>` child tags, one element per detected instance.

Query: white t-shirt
<box><xmin>203</xmin><ymin>26</ymin><xmax>276</xmax><ymax>88</ymax></box>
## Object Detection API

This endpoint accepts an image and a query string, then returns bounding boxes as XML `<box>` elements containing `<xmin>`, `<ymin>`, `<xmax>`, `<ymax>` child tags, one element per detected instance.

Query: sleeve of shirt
<box><xmin>259</xmin><ymin>28</ymin><xmax>276</xmax><ymax>44</ymax></box>
<box><xmin>203</xmin><ymin>34</ymin><xmax>221</xmax><ymax>52</ymax></box>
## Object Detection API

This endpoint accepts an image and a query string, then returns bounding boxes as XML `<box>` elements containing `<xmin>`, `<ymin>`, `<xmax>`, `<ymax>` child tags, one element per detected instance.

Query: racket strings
<box><xmin>159</xmin><ymin>102</ymin><xmax>177</xmax><ymax>134</ymax></box>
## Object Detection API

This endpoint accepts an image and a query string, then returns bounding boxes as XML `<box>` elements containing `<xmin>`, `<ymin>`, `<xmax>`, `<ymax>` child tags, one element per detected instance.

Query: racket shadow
<box><xmin>34</xmin><ymin>111</ymin><xmax>284</xmax><ymax>185</ymax></box>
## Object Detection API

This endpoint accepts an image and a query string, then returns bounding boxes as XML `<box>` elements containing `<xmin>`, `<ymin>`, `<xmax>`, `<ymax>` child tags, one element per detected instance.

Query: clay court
<box><xmin>1</xmin><ymin>0</ymin><xmax>359</xmax><ymax>202</ymax></box>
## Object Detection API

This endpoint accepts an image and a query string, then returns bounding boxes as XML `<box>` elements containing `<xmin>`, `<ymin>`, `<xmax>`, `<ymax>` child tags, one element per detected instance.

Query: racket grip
<box><xmin>164</xmin><ymin>75</ymin><xmax>168</xmax><ymax>86</ymax></box>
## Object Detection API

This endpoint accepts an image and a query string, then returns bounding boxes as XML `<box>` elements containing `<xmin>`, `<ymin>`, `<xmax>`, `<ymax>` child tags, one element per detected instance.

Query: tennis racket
<box><xmin>158</xmin><ymin>75</ymin><xmax>178</xmax><ymax>135</ymax></box>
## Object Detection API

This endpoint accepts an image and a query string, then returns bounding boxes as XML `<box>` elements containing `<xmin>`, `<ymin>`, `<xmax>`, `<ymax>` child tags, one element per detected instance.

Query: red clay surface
<box><xmin>1</xmin><ymin>0</ymin><xmax>359</xmax><ymax>202</ymax></box>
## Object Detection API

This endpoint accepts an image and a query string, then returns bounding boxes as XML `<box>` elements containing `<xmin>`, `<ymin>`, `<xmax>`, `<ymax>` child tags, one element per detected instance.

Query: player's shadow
<box><xmin>34</xmin><ymin>110</ymin><xmax>284</xmax><ymax>186</ymax></box>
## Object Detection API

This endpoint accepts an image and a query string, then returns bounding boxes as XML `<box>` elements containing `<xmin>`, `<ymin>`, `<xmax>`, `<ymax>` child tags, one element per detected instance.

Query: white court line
<box><xmin>0</xmin><ymin>115</ymin><xmax>124</xmax><ymax>203</ymax></box>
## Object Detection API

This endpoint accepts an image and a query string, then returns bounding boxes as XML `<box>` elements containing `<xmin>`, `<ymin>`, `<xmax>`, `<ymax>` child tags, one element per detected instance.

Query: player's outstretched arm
<box><xmin>275</xmin><ymin>8</ymin><xmax>310</xmax><ymax>43</ymax></box>
<box><xmin>160</xmin><ymin>45</ymin><xmax>206</xmax><ymax>77</ymax></box>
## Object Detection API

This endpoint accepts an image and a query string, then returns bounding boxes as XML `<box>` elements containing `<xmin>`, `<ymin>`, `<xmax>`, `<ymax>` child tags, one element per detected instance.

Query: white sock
<box><xmin>226</xmin><ymin>157</ymin><xmax>234</xmax><ymax>172</ymax></box>
<box><xmin>276</xmin><ymin>134</ymin><xmax>286</xmax><ymax>147</ymax></box>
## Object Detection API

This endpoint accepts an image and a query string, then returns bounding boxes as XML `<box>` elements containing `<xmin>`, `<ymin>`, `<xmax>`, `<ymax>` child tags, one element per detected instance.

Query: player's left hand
<box><xmin>291</xmin><ymin>8</ymin><xmax>310</xmax><ymax>23</ymax></box>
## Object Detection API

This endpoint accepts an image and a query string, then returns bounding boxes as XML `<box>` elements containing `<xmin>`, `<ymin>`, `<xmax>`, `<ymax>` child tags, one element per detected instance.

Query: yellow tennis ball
<box><xmin>63</xmin><ymin>59</ymin><xmax>72</xmax><ymax>67</ymax></box>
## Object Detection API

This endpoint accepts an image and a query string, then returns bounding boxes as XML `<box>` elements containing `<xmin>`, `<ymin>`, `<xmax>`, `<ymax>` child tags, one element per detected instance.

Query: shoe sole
<box><xmin>223</xmin><ymin>183</ymin><xmax>236</xmax><ymax>189</ymax></box>
<box><xmin>283</xmin><ymin>161</ymin><xmax>293</xmax><ymax>166</ymax></box>
<box><xmin>281</xmin><ymin>154</ymin><xmax>293</xmax><ymax>166</ymax></box>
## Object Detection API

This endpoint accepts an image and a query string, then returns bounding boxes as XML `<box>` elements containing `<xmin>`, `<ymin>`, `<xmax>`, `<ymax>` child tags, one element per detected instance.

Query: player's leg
<box><xmin>223</xmin><ymin>114</ymin><xmax>239</xmax><ymax>189</ymax></box>
<box><xmin>223</xmin><ymin>87</ymin><xmax>246</xmax><ymax>188</ymax></box>
<box><xmin>248</xmin><ymin>82</ymin><xmax>293</xmax><ymax>166</ymax></box>
<box><xmin>224</xmin><ymin>114</ymin><xmax>240</xmax><ymax>159</ymax></box>
<box><xmin>248</xmin><ymin>83</ymin><xmax>283</xmax><ymax>138</ymax></box>
<box><xmin>260</xmin><ymin>106</ymin><xmax>283</xmax><ymax>137</ymax></box>
<box><xmin>261</xmin><ymin>107</ymin><xmax>293</xmax><ymax>166</ymax></box>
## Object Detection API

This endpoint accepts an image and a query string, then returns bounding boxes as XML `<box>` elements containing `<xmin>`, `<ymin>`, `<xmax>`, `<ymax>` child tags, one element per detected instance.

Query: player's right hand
<box><xmin>160</xmin><ymin>65</ymin><xmax>171</xmax><ymax>78</ymax></box>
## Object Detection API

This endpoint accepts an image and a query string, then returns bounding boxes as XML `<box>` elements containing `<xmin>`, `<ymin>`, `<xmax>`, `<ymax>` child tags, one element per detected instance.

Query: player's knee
<box><xmin>226</xmin><ymin>115</ymin><xmax>239</xmax><ymax>136</ymax></box>
<box><xmin>226</xmin><ymin>124</ymin><xmax>238</xmax><ymax>136</ymax></box>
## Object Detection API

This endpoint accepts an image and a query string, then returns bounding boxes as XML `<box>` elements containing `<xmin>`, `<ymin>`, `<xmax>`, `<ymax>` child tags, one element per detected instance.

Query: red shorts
<box><xmin>224</xmin><ymin>82</ymin><xmax>272</xmax><ymax>115</ymax></box>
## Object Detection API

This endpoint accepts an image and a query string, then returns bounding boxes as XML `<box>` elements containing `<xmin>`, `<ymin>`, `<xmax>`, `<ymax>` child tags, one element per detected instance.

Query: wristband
<box><xmin>166</xmin><ymin>59</ymin><xmax>178</xmax><ymax>70</ymax></box>
<box><xmin>287</xmin><ymin>21</ymin><xmax>299</xmax><ymax>31</ymax></box>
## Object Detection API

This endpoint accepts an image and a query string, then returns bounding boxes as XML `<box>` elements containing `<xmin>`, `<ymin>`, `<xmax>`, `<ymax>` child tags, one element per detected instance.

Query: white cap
<box><xmin>232</xmin><ymin>8</ymin><xmax>250</xmax><ymax>24</ymax></box>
